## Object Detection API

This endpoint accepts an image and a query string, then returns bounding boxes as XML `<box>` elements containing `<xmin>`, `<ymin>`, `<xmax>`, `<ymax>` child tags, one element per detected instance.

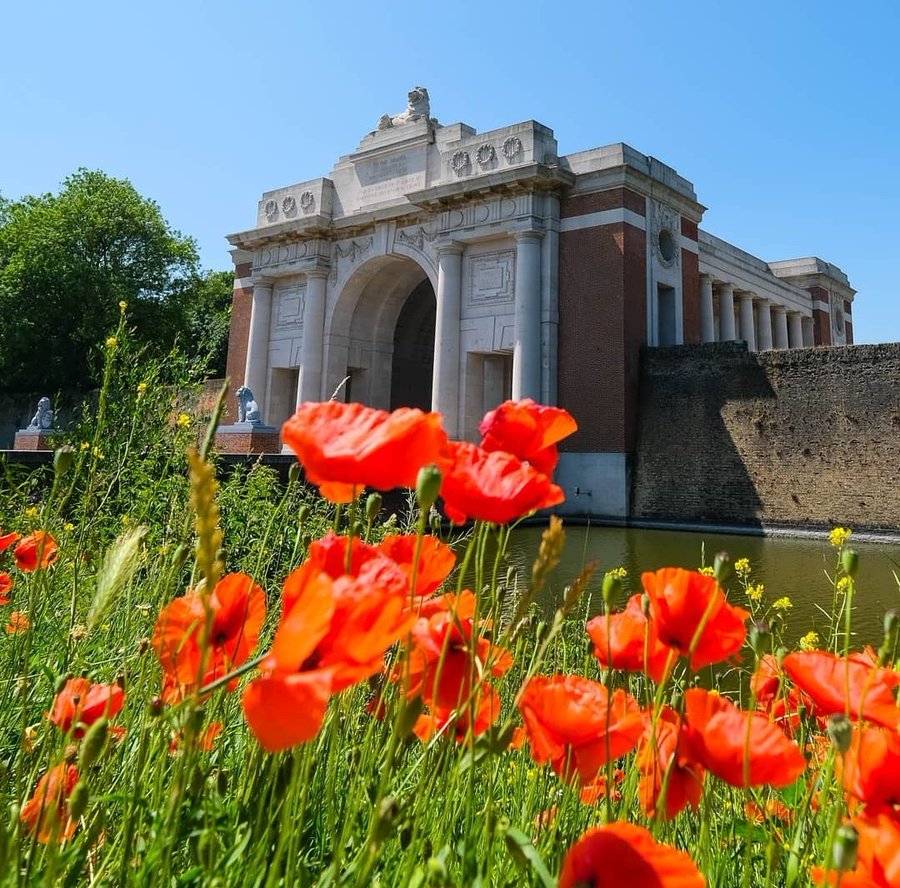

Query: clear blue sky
<box><xmin>3</xmin><ymin>0</ymin><xmax>898</xmax><ymax>343</ymax></box>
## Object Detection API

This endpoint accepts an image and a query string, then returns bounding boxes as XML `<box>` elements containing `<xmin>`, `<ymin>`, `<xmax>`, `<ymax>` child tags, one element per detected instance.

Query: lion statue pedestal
<box><xmin>214</xmin><ymin>386</ymin><xmax>280</xmax><ymax>454</ymax></box>
<box><xmin>14</xmin><ymin>397</ymin><xmax>54</xmax><ymax>451</ymax></box>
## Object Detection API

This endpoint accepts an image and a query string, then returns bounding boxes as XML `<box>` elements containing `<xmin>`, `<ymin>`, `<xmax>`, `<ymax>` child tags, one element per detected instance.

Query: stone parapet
<box><xmin>214</xmin><ymin>424</ymin><xmax>280</xmax><ymax>454</ymax></box>
<box><xmin>13</xmin><ymin>429</ymin><xmax>53</xmax><ymax>451</ymax></box>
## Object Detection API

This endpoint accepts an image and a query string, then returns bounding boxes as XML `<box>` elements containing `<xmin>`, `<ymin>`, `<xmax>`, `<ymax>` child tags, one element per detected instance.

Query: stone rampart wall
<box><xmin>631</xmin><ymin>342</ymin><xmax>900</xmax><ymax>530</ymax></box>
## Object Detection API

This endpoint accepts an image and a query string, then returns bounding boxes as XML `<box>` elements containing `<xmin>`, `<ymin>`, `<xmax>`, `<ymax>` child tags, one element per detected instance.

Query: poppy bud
<box><xmin>78</xmin><ymin>718</ymin><xmax>108</xmax><ymax>770</ymax></box>
<box><xmin>288</xmin><ymin>463</ymin><xmax>300</xmax><ymax>485</ymax></box>
<box><xmin>54</xmin><ymin>445</ymin><xmax>76</xmax><ymax>478</ymax></box>
<box><xmin>149</xmin><ymin>697</ymin><xmax>164</xmax><ymax>718</ymax></box>
<box><xmin>216</xmin><ymin>769</ymin><xmax>229</xmax><ymax>796</ymax></box>
<box><xmin>429</xmin><ymin>508</ymin><xmax>442</xmax><ymax>533</ymax></box>
<box><xmin>371</xmin><ymin>795</ymin><xmax>399</xmax><ymax>844</ymax></box>
<box><xmin>832</xmin><ymin>823</ymin><xmax>858</xmax><ymax>873</ymax></box>
<box><xmin>601</xmin><ymin>572</ymin><xmax>621</xmax><ymax>609</ymax></box>
<box><xmin>365</xmin><ymin>493</ymin><xmax>383</xmax><ymax>523</ymax></box>
<box><xmin>397</xmin><ymin>696</ymin><xmax>424</xmax><ymax>739</ymax></box>
<box><xmin>748</xmin><ymin>621</ymin><xmax>771</xmax><ymax>656</ymax></box>
<box><xmin>53</xmin><ymin>673</ymin><xmax>73</xmax><ymax>695</ymax></box>
<box><xmin>713</xmin><ymin>551</ymin><xmax>731</xmax><ymax>582</ymax></box>
<box><xmin>641</xmin><ymin>593</ymin><xmax>651</xmax><ymax>618</ymax></box>
<box><xmin>841</xmin><ymin>549</ymin><xmax>859</xmax><ymax>578</ymax></box>
<box><xmin>416</xmin><ymin>465</ymin><xmax>443</xmax><ymax>512</ymax></box>
<box><xmin>298</xmin><ymin>504</ymin><xmax>311</xmax><ymax>526</ymax></box>
<box><xmin>172</xmin><ymin>544</ymin><xmax>190</xmax><ymax>569</ymax></box>
<box><xmin>68</xmin><ymin>781</ymin><xmax>89</xmax><ymax>821</ymax></box>
<box><xmin>827</xmin><ymin>714</ymin><xmax>853</xmax><ymax>755</ymax></box>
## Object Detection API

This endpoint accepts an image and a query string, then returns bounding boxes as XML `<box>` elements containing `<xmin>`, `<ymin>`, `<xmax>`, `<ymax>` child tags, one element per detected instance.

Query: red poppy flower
<box><xmin>642</xmin><ymin>568</ymin><xmax>749</xmax><ymax>670</ymax></box>
<box><xmin>50</xmin><ymin>677</ymin><xmax>125</xmax><ymax>737</ymax></box>
<box><xmin>841</xmin><ymin>726</ymin><xmax>900</xmax><ymax>809</ymax></box>
<box><xmin>558</xmin><ymin>822</ymin><xmax>705</xmax><ymax>888</ymax></box>
<box><xmin>243</xmin><ymin>555</ymin><xmax>413</xmax><ymax>752</ymax></box>
<box><xmin>587</xmin><ymin>594</ymin><xmax>676</xmax><ymax>683</ymax></box>
<box><xmin>0</xmin><ymin>531</ymin><xmax>20</xmax><ymax>553</ymax></box>
<box><xmin>637</xmin><ymin>707</ymin><xmax>705</xmax><ymax>820</ymax></box>
<box><xmin>169</xmin><ymin>721</ymin><xmax>223</xmax><ymax>755</ymax></box>
<box><xmin>810</xmin><ymin>867</ymin><xmax>883</xmax><ymax>887</ymax></box>
<box><xmin>377</xmin><ymin>534</ymin><xmax>456</xmax><ymax>598</ymax></box>
<box><xmin>579</xmin><ymin>768</ymin><xmax>625</xmax><ymax>805</ymax></box>
<box><xmin>518</xmin><ymin>675</ymin><xmax>642</xmax><ymax>783</ymax></box>
<box><xmin>853</xmin><ymin>811</ymin><xmax>900</xmax><ymax>887</ymax></box>
<box><xmin>478</xmin><ymin>399</ymin><xmax>578</xmax><ymax>477</ymax></box>
<box><xmin>0</xmin><ymin>571</ymin><xmax>12</xmax><ymax>604</ymax></box>
<box><xmin>413</xmin><ymin>684</ymin><xmax>503</xmax><ymax>744</ymax></box>
<box><xmin>683</xmin><ymin>688</ymin><xmax>806</xmax><ymax>788</ymax></box>
<box><xmin>415</xmin><ymin>589</ymin><xmax>477</xmax><ymax>621</ymax></box>
<box><xmin>14</xmin><ymin>531</ymin><xmax>58</xmax><ymax>571</ymax></box>
<box><xmin>20</xmin><ymin>764</ymin><xmax>79</xmax><ymax>844</ymax></box>
<box><xmin>440</xmin><ymin>441</ymin><xmax>564</xmax><ymax>525</ymax></box>
<box><xmin>751</xmin><ymin>654</ymin><xmax>810</xmax><ymax>737</ymax></box>
<box><xmin>782</xmin><ymin>651</ymin><xmax>900</xmax><ymax>729</ymax></box>
<box><xmin>152</xmin><ymin>572</ymin><xmax>266</xmax><ymax>689</ymax></box>
<box><xmin>6</xmin><ymin>611</ymin><xmax>30</xmax><ymax>633</ymax></box>
<box><xmin>282</xmin><ymin>401</ymin><xmax>448</xmax><ymax>503</ymax></box>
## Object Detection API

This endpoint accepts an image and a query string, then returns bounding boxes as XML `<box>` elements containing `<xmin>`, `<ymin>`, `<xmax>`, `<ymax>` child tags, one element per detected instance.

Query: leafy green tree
<box><xmin>170</xmin><ymin>269</ymin><xmax>234</xmax><ymax>378</ymax></box>
<box><xmin>0</xmin><ymin>169</ymin><xmax>219</xmax><ymax>393</ymax></box>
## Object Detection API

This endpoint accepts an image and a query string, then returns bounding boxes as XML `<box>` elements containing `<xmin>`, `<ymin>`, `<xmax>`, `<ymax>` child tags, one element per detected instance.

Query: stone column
<box><xmin>738</xmin><ymin>292</ymin><xmax>757</xmax><ymax>351</ymax></box>
<box><xmin>296</xmin><ymin>269</ymin><xmax>328</xmax><ymax>405</ymax></box>
<box><xmin>756</xmin><ymin>299</ymin><xmax>773</xmax><ymax>351</ymax></box>
<box><xmin>719</xmin><ymin>283</ymin><xmax>736</xmax><ymax>341</ymax></box>
<box><xmin>244</xmin><ymin>279</ymin><xmax>273</xmax><ymax>410</ymax></box>
<box><xmin>513</xmin><ymin>231</ymin><xmax>543</xmax><ymax>401</ymax></box>
<box><xmin>773</xmin><ymin>306</ymin><xmax>789</xmax><ymax>349</ymax></box>
<box><xmin>700</xmin><ymin>274</ymin><xmax>716</xmax><ymax>342</ymax></box>
<box><xmin>432</xmin><ymin>243</ymin><xmax>464</xmax><ymax>437</ymax></box>
<box><xmin>789</xmin><ymin>312</ymin><xmax>805</xmax><ymax>349</ymax></box>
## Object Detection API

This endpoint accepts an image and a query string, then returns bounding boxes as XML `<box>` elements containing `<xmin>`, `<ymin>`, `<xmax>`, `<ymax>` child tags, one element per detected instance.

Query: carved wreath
<box><xmin>654</xmin><ymin>203</ymin><xmax>681</xmax><ymax>268</ymax></box>
<box><xmin>451</xmin><ymin>150</ymin><xmax>470</xmax><ymax>176</ymax></box>
<box><xmin>300</xmin><ymin>191</ymin><xmax>315</xmax><ymax>213</ymax></box>
<box><xmin>502</xmin><ymin>137</ymin><xmax>522</xmax><ymax>162</ymax></box>
<box><xmin>476</xmin><ymin>144</ymin><xmax>495</xmax><ymax>167</ymax></box>
<box><xmin>282</xmin><ymin>196</ymin><xmax>297</xmax><ymax>216</ymax></box>
<box><xmin>264</xmin><ymin>199</ymin><xmax>279</xmax><ymax>222</ymax></box>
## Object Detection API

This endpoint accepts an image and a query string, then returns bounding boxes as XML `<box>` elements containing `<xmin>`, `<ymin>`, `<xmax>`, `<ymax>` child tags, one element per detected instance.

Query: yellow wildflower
<box><xmin>747</xmin><ymin>583</ymin><xmax>765</xmax><ymax>601</ymax></box>
<box><xmin>800</xmin><ymin>631</ymin><xmax>820</xmax><ymax>651</ymax></box>
<box><xmin>830</xmin><ymin>527</ymin><xmax>853</xmax><ymax>548</ymax></box>
<box><xmin>121</xmin><ymin>515</ymin><xmax>132</xmax><ymax>527</ymax></box>
<box><xmin>176</xmin><ymin>413</ymin><xmax>192</xmax><ymax>428</ymax></box>
<box><xmin>118</xmin><ymin>300</ymin><xmax>127</xmax><ymax>311</ymax></box>
<box><xmin>605</xmin><ymin>566</ymin><xmax>627</xmax><ymax>580</ymax></box>
<box><xmin>106</xmin><ymin>336</ymin><xmax>118</xmax><ymax>348</ymax></box>
<box><xmin>837</xmin><ymin>576</ymin><xmax>853</xmax><ymax>595</ymax></box>
<box><xmin>734</xmin><ymin>558</ymin><xmax>751</xmax><ymax>578</ymax></box>
<box><xmin>772</xmin><ymin>596</ymin><xmax>793</xmax><ymax>611</ymax></box>
<box><xmin>698</xmin><ymin>566</ymin><xmax>716</xmax><ymax>577</ymax></box>
<box><xmin>24</xmin><ymin>506</ymin><xmax>38</xmax><ymax>518</ymax></box>
<box><xmin>136</xmin><ymin>381</ymin><xmax>147</xmax><ymax>395</ymax></box>
<box><xmin>63</xmin><ymin>522</ymin><xmax>74</xmax><ymax>533</ymax></box>
<box><xmin>92</xmin><ymin>446</ymin><xmax>104</xmax><ymax>460</ymax></box>
<box><xmin>80</xmin><ymin>441</ymin><xmax>90</xmax><ymax>451</ymax></box>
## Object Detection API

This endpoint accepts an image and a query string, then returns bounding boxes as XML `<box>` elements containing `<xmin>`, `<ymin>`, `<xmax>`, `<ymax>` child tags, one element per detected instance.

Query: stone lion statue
<box><xmin>377</xmin><ymin>87</ymin><xmax>435</xmax><ymax>130</ymax></box>
<box><xmin>27</xmin><ymin>397</ymin><xmax>53</xmax><ymax>430</ymax></box>
<box><xmin>236</xmin><ymin>386</ymin><xmax>263</xmax><ymax>425</ymax></box>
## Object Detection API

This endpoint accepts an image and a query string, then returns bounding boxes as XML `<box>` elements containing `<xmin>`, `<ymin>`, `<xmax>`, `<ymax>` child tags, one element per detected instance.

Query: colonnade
<box><xmin>699</xmin><ymin>274</ymin><xmax>813</xmax><ymax>351</ymax></box>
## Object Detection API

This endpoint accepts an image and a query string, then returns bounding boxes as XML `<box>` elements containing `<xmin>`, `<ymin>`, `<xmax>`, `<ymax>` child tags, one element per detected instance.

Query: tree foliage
<box><xmin>0</xmin><ymin>169</ymin><xmax>232</xmax><ymax>393</ymax></box>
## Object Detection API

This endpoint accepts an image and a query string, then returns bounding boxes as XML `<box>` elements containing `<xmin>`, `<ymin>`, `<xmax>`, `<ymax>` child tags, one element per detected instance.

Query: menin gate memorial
<box><xmin>225</xmin><ymin>88</ymin><xmax>855</xmax><ymax>517</ymax></box>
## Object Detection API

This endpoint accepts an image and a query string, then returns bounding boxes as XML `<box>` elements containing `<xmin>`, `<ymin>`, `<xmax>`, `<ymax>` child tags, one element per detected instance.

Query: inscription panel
<box><xmin>275</xmin><ymin>285</ymin><xmax>305</xmax><ymax>329</ymax></box>
<box><xmin>356</xmin><ymin>149</ymin><xmax>426</xmax><ymax>204</ymax></box>
<box><xmin>468</xmin><ymin>251</ymin><xmax>515</xmax><ymax>306</ymax></box>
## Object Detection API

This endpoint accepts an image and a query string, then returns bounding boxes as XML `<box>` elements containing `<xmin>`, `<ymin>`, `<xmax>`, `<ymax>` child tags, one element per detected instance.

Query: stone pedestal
<box><xmin>215</xmin><ymin>423</ymin><xmax>280</xmax><ymax>454</ymax></box>
<box><xmin>14</xmin><ymin>429</ymin><xmax>53</xmax><ymax>451</ymax></box>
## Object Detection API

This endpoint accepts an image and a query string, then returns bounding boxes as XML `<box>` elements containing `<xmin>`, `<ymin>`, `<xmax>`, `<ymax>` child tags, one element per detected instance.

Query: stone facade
<box><xmin>225</xmin><ymin>90</ymin><xmax>857</xmax><ymax>517</ymax></box>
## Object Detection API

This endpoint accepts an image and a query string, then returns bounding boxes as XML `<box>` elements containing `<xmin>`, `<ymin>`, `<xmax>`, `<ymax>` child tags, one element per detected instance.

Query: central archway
<box><xmin>324</xmin><ymin>254</ymin><xmax>436</xmax><ymax>411</ymax></box>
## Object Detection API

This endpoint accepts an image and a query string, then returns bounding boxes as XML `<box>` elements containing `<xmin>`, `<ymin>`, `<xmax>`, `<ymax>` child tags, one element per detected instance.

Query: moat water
<box><xmin>506</xmin><ymin>525</ymin><xmax>900</xmax><ymax>650</ymax></box>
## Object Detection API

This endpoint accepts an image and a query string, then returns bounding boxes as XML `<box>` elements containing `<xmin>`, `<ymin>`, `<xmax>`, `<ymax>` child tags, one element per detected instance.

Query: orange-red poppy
<box><xmin>413</xmin><ymin>684</ymin><xmax>503</xmax><ymax>744</ymax></box>
<box><xmin>20</xmin><ymin>763</ymin><xmax>79</xmax><ymax>844</ymax></box>
<box><xmin>478</xmin><ymin>399</ymin><xmax>578</xmax><ymax>477</ymax></box>
<box><xmin>415</xmin><ymin>589</ymin><xmax>477</xmax><ymax>621</ymax></box>
<box><xmin>518</xmin><ymin>675</ymin><xmax>642</xmax><ymax>783</ymax></box>
<box><xmin>14</xmin><ymin>531</ymin><xmax>58</xmax><ymax>571</ymax></box>
<box><xmin>636</xmin><ymin>707</ymin><xmax>705</xmax><ymax>820</ymax></box>
<box><xmin>282</xmin><ymin>401</ymin><xmax>448</xmax><ymax>503</ymax></box>
<box><xmin>852</xmin><ymin>811</ymin><xmax>900</xmax><ymax>887</ymax></box>
<box><xmin>169</xmin><ymin>721</ymin><xmax>223</xmax><ymax>755</ymax></box>
<box><xmin>243</xmin><ymin>556</ymin><xmax>413</xmax><ymax>751</ymax></box>
<box><xmin>152</xmin><ymin>572</ymin><xmax>266</xmax><ymax>690</ymax></box>
<box><xmin>782</xmin><ymin>650</ymin><xmax>900</xmax><ymax>729</ymax></box>
<box><xmin>0</xmin><ymin>530</ymin><xmax>20</xmax><ymax>553</ymax></box>
<box><xmin>751</xmin><ymin>654</ymin><xmax>810</xmax><ymax>736</ymax></box>
<box><xmin>810</xmin><ymin>867</ymin><xmax>883</xmax><ymax>887</ymax></box>
<box><xmin>744</xmin><ymin>798</ymin><xmax>794</xmax><ymax>825</ymax></box>
<box><xmin>0</xmin><ymin>571</ymin><xmax>12</xmax><ymax>604</ymax></box>
<box><xmin>587</xmin><ymin>594</ymin><xmax>676</xmax><ymax>683</ymax></box>
<box><xmin>683</xmin><ymin>688</ymin><xmax>806</xmax><ymax>788</ymax></box>
<box><xmin>642</xmin><ymin>568</ymin><xmax>749</xmax><ymax>670</ymax></box>
<box><xmin>50</xmin><ymin>677</ymin><xmax>125</xmax><ymax>737</ymax></box>
<box><xmin>377</xmin><ymin>533</ymin><xmax>456</xmax><ymax>598</ymax></box>
<box><xmin>440</xmin><ymin>441</ymin><xmax>564</xmax><ymax>525</ymax></box>
<box><xmin>558</xmin><ymin>822</ymin><xmax>705</xmax><ymax>888</ymax></box>
<box><xmin>6</xmin><ymin>611</ymin><xmax>30</xmax><ymax>633</ymax></box>
<box><xmin>841</xmin><ymin>726</ymin><xmax>900</xmax><ymax>809</ymax></box>
<box><xmin>579</xmin><ymin>768</ymin><xmax>625</xmax><ymax>805</ymax></box>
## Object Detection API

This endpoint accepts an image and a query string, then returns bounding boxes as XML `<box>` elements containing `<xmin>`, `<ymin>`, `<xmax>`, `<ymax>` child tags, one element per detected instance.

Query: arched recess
<box><xmin>323</xmin><ymin>254</ymin><xmax>435</xmax><ymax>410</ymax></box>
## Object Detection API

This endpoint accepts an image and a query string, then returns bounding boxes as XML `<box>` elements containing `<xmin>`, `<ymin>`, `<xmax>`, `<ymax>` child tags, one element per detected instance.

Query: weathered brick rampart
<box><xmin>631</xmin><ymin>342</ymin><xmax>900</xmax><ymax>531</ymax></box>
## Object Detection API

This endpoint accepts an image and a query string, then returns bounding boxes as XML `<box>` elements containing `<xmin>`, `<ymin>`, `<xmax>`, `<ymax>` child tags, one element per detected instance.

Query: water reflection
<box><xmin>505</xmin><ymin>525</ymin><xmax>900</xmax><ymax>648</ymax></box>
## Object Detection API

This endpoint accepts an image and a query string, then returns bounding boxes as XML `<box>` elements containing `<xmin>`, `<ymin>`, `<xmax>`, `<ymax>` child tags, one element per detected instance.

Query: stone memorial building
<box><xmin>225</xmin><ymin>88</ymin><xmax>856</xmax><ymax>517</ymax></box>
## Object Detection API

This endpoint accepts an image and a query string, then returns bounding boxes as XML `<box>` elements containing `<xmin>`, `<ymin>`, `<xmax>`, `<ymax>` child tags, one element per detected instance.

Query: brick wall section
<box><xmin>808</xmin><ymin>286</ymin><xmax>832</xmax><ymax>345</ymax></box>
<box><xmin>558</xmin><ymin>221</ymin><xmax>647</xmax><ymax>452</ymax></box>
<box><xmin>224</xmin><ymin>261</ymin><xmax>253</xmax><ymax>422</ymax></box>
<box><xmin>560</xmin><ymin>188</ymin><xmax>646</xmax><ymax>219</ymax></box>
<box><xmin>681</xmin><ymin>249</ymin><xmax>700</xmax><ymax>343</ymax></box>
<box><xmin>845</xmin><ymin>321</ymin><xmax>854</xmax><ymax>344</ymax></box>
<box><xmin>631</xmin><ymin>342</ymin><xmax>900</xmax><ymax>530</ymax></box>
<box><xmin>680</xmin><ymin>218</ymin><xmax>698</xmax><ymax>240</ymax></box>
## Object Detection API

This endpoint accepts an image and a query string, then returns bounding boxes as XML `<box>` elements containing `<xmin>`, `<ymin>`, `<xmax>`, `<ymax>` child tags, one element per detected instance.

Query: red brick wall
<box><xmin>845</xmin><ymin>321</ymin><xmax>853</xmax><ymax>344</ymax></box>
<box><xmin>681</xmin><ymin>249</ymin><xmax>700</xmax><ymax>344</ymax></box>
<box><xmin>560</xmin><ymin>188</ymin><xmax>646</xmax><ymax>219</ymax></box>
<box><xmin>557</xmin><ymin>221</ymin><xmax>647</xmax><ymax>452</ymax></box>
<box><xmin>809</xmin><ymin>286</ymin><xmax>832</xmax><ymax>346</ymax></box>
<box><xmin>681</xmin><ymin>218</ymin><xmax>698</xmax><ymax>240</ymax></box>
<box><xmin>224</xmin><ymin>261</ymin><xmax>253</xmax><ymax>422</ymax></box>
